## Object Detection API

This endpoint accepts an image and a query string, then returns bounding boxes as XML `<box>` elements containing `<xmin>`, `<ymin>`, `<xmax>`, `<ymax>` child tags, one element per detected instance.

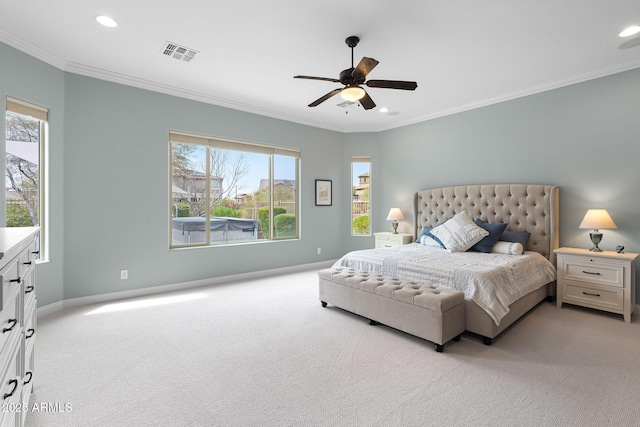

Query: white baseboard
<box><xmin>35</xmin><ymin>265</ymin><xmax>640</xmax><ymax>320</ymax></box>
<box><xmin>37</xmin><ymin>260</ymin><xmax>336</xmax><ymax>318</ymax></box>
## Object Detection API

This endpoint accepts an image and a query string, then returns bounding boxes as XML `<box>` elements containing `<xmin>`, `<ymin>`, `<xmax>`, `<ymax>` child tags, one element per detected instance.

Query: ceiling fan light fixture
<box><xmin>619</xmin><ymin>25</ymin><xmax>640</xmax><ymax>37</ymax></box>
<box><xmin>96</xmin><ymin>15</ymin><xmax>118</xmax><ymax>28</ymax></box>
<box><xmin>341</xmin><ymin>86</ymin><xmax>366</xmax><ymax>102</ymax></box>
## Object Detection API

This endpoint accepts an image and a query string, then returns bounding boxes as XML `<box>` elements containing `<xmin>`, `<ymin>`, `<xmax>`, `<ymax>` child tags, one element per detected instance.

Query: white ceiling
<box><xmin>1</xmin><ymin>1</ymin><xmax>639</xmax><ymax>133</ymax></box>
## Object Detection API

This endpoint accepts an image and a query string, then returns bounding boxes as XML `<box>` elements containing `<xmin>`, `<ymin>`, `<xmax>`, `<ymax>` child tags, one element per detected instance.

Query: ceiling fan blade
<box><xmin>366</xmin><ymin>80</ymin><xmax>418</xmax><ymax>90</ymax></box>
<box><xmin>308</xmin><ymin>88</ymin><xmax>342</xmax><ymax>107</ymax></box>
<box><xmin>358</xmin><ymin>90</ymin><xmax>376</xmax><ymax>110</ymax></box>
<box><xmin>352</xmin><ymin>57</ymin><xmax>379</xmax><ymax>81</ymax></box>
<box><xmin>294</xmin><ymin>75</ymin><xmax>341</xmax><ymax>83</ymax></box>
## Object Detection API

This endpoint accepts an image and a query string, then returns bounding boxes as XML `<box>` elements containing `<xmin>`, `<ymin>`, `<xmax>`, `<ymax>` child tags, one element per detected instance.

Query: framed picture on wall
<box><xmin>315</xmin><ymin>179</ymin><xmax>332</xmax><ymax>206</ymax></box>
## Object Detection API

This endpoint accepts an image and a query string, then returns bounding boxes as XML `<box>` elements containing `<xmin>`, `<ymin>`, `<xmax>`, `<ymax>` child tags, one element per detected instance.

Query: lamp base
<box><xmin>589</xmin><ymin>231</ymin><xmax>603</xmax><ymax>252</ymax></box>
<box><xmin>392</xmin><ymin>221</ymin><xmax>399</xmax><ymax>234</ymax></box>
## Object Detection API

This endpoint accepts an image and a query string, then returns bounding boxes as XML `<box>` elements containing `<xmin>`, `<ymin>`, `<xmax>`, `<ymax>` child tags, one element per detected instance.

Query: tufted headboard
<box><xmin>413</xmin><ymin>184</ymin><xmax>559</xmax><ymax>264</ymax></box>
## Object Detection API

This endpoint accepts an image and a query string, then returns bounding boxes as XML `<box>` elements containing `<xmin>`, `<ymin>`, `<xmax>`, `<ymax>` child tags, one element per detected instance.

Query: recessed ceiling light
<box><xmin>379</xmin><ymin>107</ymin><xmax>389</xmax><ymax>113</ymax></box>
<box><xmin>96</xmin><ymin>15</ymin><xmax>118</xmax><ymax>28</ymax></box>
<box><xmin>619</xmin><ymin>25</ymin><xmax>640</xmax><ymax>37</ymax></box>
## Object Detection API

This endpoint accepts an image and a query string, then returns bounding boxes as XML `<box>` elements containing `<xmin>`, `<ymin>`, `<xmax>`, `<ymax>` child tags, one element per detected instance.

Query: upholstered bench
<box><xmin>318</xmin><ymin>267</ymin><xmax>465</xmax><ymax>352</ymax></box>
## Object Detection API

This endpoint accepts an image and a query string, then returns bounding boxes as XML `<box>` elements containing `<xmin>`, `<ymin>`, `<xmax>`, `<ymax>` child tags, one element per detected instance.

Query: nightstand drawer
<box><xmin>373</xmin><ymin>232</ymin><xmax>413</xmax><ymax>249</ymax></box>
<box><xmin>561</xmin><ymin>258</ymin><xmax>623</xmax><ymax>288</ymax></box>
<box><xmin>562</xmin><ymin>281</ymin><xmax>623</xmax><ymax>311</ymax></box>
<box><xmin>377</xmin><ymin>239</ymin><xmax>402</xmax><ymax>248</ymax></box>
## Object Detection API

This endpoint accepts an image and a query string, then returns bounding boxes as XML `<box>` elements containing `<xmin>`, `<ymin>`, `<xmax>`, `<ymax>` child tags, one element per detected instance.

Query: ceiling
<box><xmin>1</xmin><ymin>1</ymin><xmax>639</xmax><ymax>133</ymax></box>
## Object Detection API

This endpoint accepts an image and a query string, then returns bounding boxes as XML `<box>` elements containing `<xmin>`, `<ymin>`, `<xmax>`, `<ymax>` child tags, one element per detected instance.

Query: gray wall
<box><xmin>62</xmin><ymin>74</ymin><xmax>345</xmax><ymax>301</ymax></box>
<box><xmin>347</xmin><ymin>67</ymin><xmax>640</xmax><ymax>300</ymax></box>
<box><xmin>1</xmin><ymin>43</ymin><xmax>65</xmax><ymax>307</ymax></box>
<box><xmin>3</xmin><ymin>41</ymin><xmax>640</xmax><ymax>305</ymax></box>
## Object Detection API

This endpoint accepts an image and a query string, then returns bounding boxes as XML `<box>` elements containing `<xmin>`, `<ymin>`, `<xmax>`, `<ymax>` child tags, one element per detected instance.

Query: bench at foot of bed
<box><xmin>319</xmin><ymin>267</ymin><xmax>465</xmax><ymax>352</ymax></box>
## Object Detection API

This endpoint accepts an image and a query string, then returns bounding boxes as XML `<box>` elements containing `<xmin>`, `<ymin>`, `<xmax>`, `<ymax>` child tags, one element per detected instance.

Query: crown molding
<box><xmin>0</xmin><ymin>28</ymin><xmax>67</xmax><ymax>70</ymax></box>
<box><xmin>3</xmin><ymin>30</ymin><xmax>640</xmax><ymax>134</ymax></box>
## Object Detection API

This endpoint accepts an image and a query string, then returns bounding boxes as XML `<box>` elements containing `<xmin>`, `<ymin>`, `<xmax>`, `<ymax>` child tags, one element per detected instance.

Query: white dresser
<box><xmin>555</xmin><ymin>247</ymin><xmax>638</xmax><ymax>323</ymax></box>
<box><xmin>0</xmin><ymin>227</ymin><xmax>39</xmax><ymax>427</ymax></box>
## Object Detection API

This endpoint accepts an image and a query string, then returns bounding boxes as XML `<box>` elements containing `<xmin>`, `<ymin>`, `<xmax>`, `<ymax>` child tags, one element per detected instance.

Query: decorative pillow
<box><xmin>499</xmin><ymin>230</ymin><xmax>531</xmax><ymax>249</ymax></box>
<box><xmin>419</xmin><ymin>234</ymin><xmax>444</xmax><ymax>248</ymax></box>
<box><xmin>429</xmin><ymin>211</ymin><xmax>489</xmax><ymax>252</ymax></box>
<box><xmin>470</xmin><ymin>219</ymin><xmax>508</xmax><ymax>253</ymax></box>
<box><xmin>491</xmin><ymin>241</ymin><xmax>524</xmax><ymax>255</ymax></box>
<box><xmin>416</xmin><ymin>226</ymin><xmax>445</xmax><ymax>248</ymax></box>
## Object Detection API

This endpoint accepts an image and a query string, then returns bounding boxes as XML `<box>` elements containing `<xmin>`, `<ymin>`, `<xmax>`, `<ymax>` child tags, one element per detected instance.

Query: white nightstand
<box><xmin>554</xmin><ymin>247</ymin><xmax>638</xmax><ymax>323</ymax></box>
<box><xmin>374</xmin><ymin>232</ymin><xmax>413</xmax><ymax>248</ymax></box>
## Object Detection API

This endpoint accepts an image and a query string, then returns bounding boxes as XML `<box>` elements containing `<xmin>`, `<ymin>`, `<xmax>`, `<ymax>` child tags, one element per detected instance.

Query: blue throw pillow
<box><xmin>470</xmin><ymin>219</ymin><xmax>508</xmax><ymax>253</ymax></box>
<box><xmin>417</xmin><ymin>226</ymin><xmax>446</xmax><ymax>248</ymax></box>
<box><xmin>499</xmin><ymin>230</ymin><xmax>531</xmax><ymax>249</ymax></box>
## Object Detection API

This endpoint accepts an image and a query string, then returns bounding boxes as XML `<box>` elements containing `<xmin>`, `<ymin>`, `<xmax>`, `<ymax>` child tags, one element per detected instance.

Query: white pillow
<box><xmin>490</xmin><ymin>241</ymin><xmax>524</xmax><ymax>255</ymax></box>
<box><xmin>429</xmin><ymin>211</ymin><xmax>489</xmax><ymax>252</ymax></box>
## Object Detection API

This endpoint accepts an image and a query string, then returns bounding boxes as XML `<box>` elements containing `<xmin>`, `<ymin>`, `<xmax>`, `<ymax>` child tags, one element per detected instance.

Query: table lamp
<box><xmin>386</xmin><ymin>208</ymin><xmax>404</xmax><ymax>234</ymax></box>
<box><xmin>579</xmin><ymin>209</ymin><xmax>617</xmax><ymax>252</ymax></box>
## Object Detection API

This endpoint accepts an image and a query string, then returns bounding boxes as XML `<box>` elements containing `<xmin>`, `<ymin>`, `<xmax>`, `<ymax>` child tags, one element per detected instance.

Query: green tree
<box><xmin>274</xmin><ymin>214</ymin><xmax>296</xmax><ymax>238</ymax></box>
<box><xmin>258</xmin><ymin>206</ymin><xmax>286</xmax><ymax>239</ymax></box>
<box><xmin>352</xmin><ymin>215</ymin><xmax>370</xmax><ymax>235</ymax></box>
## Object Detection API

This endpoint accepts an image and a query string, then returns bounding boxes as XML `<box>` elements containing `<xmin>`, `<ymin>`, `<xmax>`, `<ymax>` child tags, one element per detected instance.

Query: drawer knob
<box><xmin>2</xmin><ymin>319</ymin><xmax>17</xmax><ymax>333</ymax></box>
<box><xmin>9</xmin><ymin>277</ymin><xmax>21</xmax><ymax>284</ymax></box>
<box><xmin>3</xmin><ymin>379</ymin><xmax>18</xmax><ymax>399</ymax></box>
<box><xmin>25</xmin><ymin>286</ymin><xmax>35</xmax><ymax>294</ymax></box>
<box><xmin>582</xmin><ymin>270</ymin><xmax>601</xmax><ymax>276</ymax></box>
<box><xmin>23</xmin><ymin>261</ymin><xmax>32</xmax><ymax>266</ymax></box>
<box><xmin>23</xmin><ymin>372</ymin><xmax>33</xmax><ymax>386</ymax></box>
<box><xmin>25</xmin><ymin>329</ymin><xmax>35</xmax><ymax>339</ymax></box>
<box><xmin>583</xmin><ymin>291</ymin><xmax>601</xmax><ymax>297</ymax></box>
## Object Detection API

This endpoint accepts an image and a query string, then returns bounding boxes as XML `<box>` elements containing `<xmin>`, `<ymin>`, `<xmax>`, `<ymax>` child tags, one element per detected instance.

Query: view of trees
<box><xmin>171</xmin><ymin>141</ymin><xmax>297</xmax><ymax>244</ymax></box>
<box><xmin>5</xmin><ymin>112</ymin><xmax>40</xmax><ymax>227</ymax></box>
<box><xmin>171</xmin><ymin>143</ymin><xmax>249</xmax><ymax>218</ymax></box>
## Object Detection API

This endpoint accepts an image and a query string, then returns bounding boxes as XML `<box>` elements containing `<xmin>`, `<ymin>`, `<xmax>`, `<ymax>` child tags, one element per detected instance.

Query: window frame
<box><xmin>5</xmin><ymin>96</ymin><xmax>47</xmax><ymax>261</ymax></box>
<box><xmin>351</xmin><ymin>155</ymin><xmax>371</xmax><ymax>236</ymax></box>
<box><xmin>169</xmin><ymin>131</ymin><xmax>300</xmax><ymax>248</ymax></box>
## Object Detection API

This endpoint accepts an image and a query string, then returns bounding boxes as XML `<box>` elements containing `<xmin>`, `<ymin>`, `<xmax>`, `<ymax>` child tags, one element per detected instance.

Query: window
<box><xmin>5</xmin><ymin>97</ymin><xmax>47</xmax><ymax>259</ymax></box>
<box><xmin>170</xmin><ymin>131</ymin><xmax>299</xmax><ymax>247</ymax></box>
<box><xmin>351</xmin><ymin>155</ymin><xmax>371</xmax><ymax>235</ymax></box>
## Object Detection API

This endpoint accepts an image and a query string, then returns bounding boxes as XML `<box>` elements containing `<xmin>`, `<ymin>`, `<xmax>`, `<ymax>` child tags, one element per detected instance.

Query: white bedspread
<box><xmin>332</xmin><ymin>243</ymin><xmax>557</xmax><ymax>325</ymax></box>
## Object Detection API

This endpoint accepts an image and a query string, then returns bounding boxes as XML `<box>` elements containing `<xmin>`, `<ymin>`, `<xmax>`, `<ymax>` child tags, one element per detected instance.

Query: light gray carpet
<box><xmin>25</xmin><ymin>269</ymin><xmax>640</xmax><ymax>427</ymax></box>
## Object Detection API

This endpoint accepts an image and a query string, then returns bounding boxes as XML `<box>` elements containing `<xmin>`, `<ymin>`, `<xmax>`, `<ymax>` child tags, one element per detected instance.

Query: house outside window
<box><xmin>170</xmin><ymin>131</ymin><xmax>299</xmax><ymax>247</ymax></box>
<box><xmin>5</xmin><ymin>97</ymin><xmax>47</xmax><ymax>259</ymax></box>
<box><xmin>351</xmin><ymin>156</ymin><xmax>371</xmax><ymax>235</ymax></box>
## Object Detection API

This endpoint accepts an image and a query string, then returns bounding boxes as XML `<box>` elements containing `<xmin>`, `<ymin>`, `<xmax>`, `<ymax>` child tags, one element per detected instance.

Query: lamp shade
<box><xmin>340</xmin><ymin>86</ymin><xmax>366</xmax><ymax>101</ymax></box>
<box><xmin>386</xmin><ymin>208</ymin><xmax>404</xmax><ymax>221</ymax></box>
<box><xmin>579</xmin><ymin>209</ymin><xmax>617</xmax><ymax>230</ymax></box>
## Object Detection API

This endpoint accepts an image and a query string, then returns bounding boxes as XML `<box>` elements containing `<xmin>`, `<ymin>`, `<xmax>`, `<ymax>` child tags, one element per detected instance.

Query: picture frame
<box><xmin>315</xmin><ymin>179</ymin><xmax>332</xmax><ymax>206</ymax></box>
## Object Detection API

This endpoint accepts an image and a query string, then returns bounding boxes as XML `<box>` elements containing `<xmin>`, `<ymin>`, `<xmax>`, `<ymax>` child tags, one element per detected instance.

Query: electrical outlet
<box><xmin>120</xmin><ymin>269</ymin><xmax>128</xmax><ymax>280</ymax></box>
<box><xmin>317</xmin><ymin>248</ymin><xmax>321</xmax><ymax>255</ymax></box>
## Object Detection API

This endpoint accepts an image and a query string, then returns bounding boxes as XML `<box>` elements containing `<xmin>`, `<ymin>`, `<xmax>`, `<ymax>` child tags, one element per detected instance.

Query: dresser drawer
<box><xmin>561</xmin><ymin>257</ymin><xmax>623</xmax><ymax>288</ymax></box>
<box><xmin>0</xmin><ymin>293</ymin><xmax>21</xmax><ymax>359</ymax></box>
<box><xmin>562</xmin><ymin>281</ymin><xmax>624</xmax><ymax>311</ymax></box>
<box><xmin>22</xmin><ymin>268</ymin><xmax>36</xmax><ymax>311</ymax></box>
<box><xmin>17</xmin><ymin>240</ymin><xmax>37</xmax><ymax>277</ymax></box>
<box><xmin>0</xmin><ymin>343</ymin><xmax>22</xmax><ymax>427</ymax></box>
<box><xmin>23</xmin><ymin>298</ymin><xmax>36</xmax><ymax>360</ymax></box>
<box><xmin>21</xmin><ymin>339</ymin><xmax>34</xmax><ymax>415</ymax></box>
<box><xmin>0</xmin><ymin>258</ymin><xmax>21</xmax><ymax>310</ymax></box>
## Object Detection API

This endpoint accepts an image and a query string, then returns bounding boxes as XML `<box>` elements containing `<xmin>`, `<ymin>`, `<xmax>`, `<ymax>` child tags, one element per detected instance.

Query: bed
<box><xmin>332</xmin><ymin>184</ymin><xmax>559</xmax><ymax>344</ymax></box>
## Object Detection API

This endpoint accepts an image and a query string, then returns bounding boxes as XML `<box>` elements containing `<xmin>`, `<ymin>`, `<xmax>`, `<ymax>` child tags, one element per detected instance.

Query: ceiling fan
<box><xmin>294</xmin><ymin>36</ymin><xmax>418</xmax><ymax>110</ymax></box>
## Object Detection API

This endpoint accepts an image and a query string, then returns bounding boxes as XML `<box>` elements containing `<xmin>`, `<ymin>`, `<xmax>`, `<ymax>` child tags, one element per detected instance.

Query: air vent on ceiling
<box><xmin>160</xmin><ymin>41</ymin><xmax>198</xmax><ymax>63</ymax></box>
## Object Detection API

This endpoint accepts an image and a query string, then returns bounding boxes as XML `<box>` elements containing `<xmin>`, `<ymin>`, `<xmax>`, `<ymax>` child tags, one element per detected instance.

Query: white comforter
<box><xmin>332</xmin><ymin>243</ymin><xmax>557</xmax><ymax>325</ymax></box>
